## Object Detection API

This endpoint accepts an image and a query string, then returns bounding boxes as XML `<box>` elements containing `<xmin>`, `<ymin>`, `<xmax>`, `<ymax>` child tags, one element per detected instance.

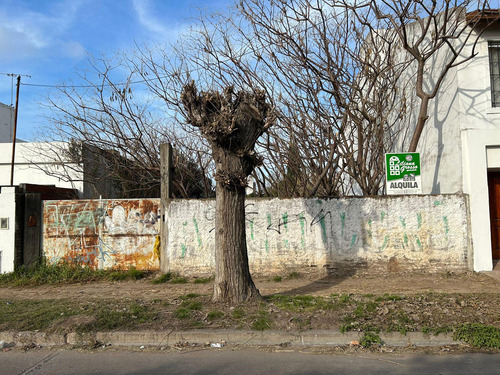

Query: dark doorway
<box><xmin>487</xmin><ymin>172</ymin><xmax>500</xmax><ymax>260</ymax></box>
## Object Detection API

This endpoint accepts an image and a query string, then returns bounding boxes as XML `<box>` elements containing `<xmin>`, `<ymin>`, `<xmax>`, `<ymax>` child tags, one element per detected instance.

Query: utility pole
<box><xmin>10</xmin><ymin>75</ymin><xmax>21</xmax><ymax>186</ymax></box>
<box><xmin>1</xmin><ymin>73</ymin><xmax>30</xmax><ymax>186</ymax></box>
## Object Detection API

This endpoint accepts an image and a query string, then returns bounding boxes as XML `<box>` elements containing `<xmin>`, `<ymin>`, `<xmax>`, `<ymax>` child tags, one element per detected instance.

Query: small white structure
<box><xmin>0</xmin><ymin>186</ymin><xmax>17</xmax><ymax>273</ymax></box>
<box><xmin>0</xmin><ymin>103</ymin><xmax>14</xmax><ymax>143</ymax></box>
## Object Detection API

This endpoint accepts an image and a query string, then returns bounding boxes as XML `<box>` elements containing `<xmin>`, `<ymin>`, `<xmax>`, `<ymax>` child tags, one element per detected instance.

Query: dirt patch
<box><xmin>1</xmin><ymin>271</ymin><xmax>500</xmax><ymax>341</ymax></box>
<box><xmin>0</xmin><ymin>271</ymin><xmax>498</xmax><ymax>301</ymax></box>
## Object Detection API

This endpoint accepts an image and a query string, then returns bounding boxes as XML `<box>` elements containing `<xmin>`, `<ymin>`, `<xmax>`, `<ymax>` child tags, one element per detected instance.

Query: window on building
<box><xmin>489</xmin><ymin>41</ymin><xmax>500</xmax><ymax>107</ymax></box>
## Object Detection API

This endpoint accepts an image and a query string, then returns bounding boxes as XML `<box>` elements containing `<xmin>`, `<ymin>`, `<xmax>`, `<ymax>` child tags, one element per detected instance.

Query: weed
<box><xmin>78</xmin><ymin>302</ymin><xmax>155</xmax><ymax>332</ymax></box>
<box><xmin>453</xmin><ymin>323</ymin><xmax>500</xmax><ymax>348</ymax></box>
<box><xmin>207</xmin><ymin>310</ymin><xmax>225</xmax><ymax>320</ymax></box>
<box><xmin>171</xmin><ymin>277</ymin><xmax>189</xmax><ymax>284</ymax></box>
<box><xmin>385</xmin><ymin>310</ymin><xmax>415</xmax><ymax>335</ymax></box>
<box><xmin>0</xmin><ymin>299</ymin><xmax>78</xmax><ymax>331</ymax></box>
<box><xmin>173</xmin><ymin>307</ymin><xmax>191</xmax><ymax>320</ymax></box>
<box><xmin>232</xmin><ymin>308</ymin><xmax>245</xmax><ymax>319</ymax></box>
<box><xmin>353</xmin><ymin>301</ymin><xmax>379</xmax><ymax>319</ymax></box>
<box><xmin>360</xmin><ymin>332</ymin><xmax>383</xmax><ymax>348</ymax></box>
<box><xmin>422</xmin><ymin>325</ymin><xmax>453</xmax><ymax>336</ymax></box>
<box><xmin>252</xmin><ymin>311</ymin><xmax>272</xmax><ymax>331</ymax></box>
<box><xmin>286</xmin><ymin>271</ymin><xmax>301</xmax><ymax>280</ymax></box>
<box><xmin>109</xmin><ymin>268</ymin><xmax>146</xmax><ymax>281</ymax></box>
<box><xmin>194</xmin><ymin>277</ymin><xmax>213</xmax><ymax>284</ymax></box>
<box><xmin>151</xmin><ymin>273</ymin><xmax>172</xmax><ymax>284</ymax></box>
<box><xmin>181</xmin><ymin>300</ymin><xmax>203</xmax><ymax>311</ymax></box>
<box><xmin>272</xmin><ymin>276</ymin><xmax>283</xmax><ymax>282</ymax></box>
<box><xmin>0</xmin><ymin>261</ymin><xmax>153</xmax><ymax>286</ymax></box>
<box><xmin>338</xmin><ymin>294</ymin><xmax>352</xmax><ymax>304</ymax></box>
<box><xmin>269</xmin><ymin>295</ymin><xmax>331</xmax><ymax>311</ymax></box>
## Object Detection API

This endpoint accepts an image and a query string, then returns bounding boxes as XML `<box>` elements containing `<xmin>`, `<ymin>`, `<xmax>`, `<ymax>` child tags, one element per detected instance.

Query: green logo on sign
<box><xmin>386</xmin><ymin>153</ymin><xmax>420</xmax><ymax>182</ymax></box>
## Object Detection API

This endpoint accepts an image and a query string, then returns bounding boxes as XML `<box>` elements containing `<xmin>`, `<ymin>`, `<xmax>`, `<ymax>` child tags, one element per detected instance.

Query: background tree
<box><xmin>181</xmin><ymin>82</ymin><xmax>273</xmax><ymax>303</ymax></box>
<box><xmin>36</xmin><ymin>55</ymin><xmax>214</xmax><ymax>199</ymax></box>
<box><xmin>348</xmin><ymin>0</ymin><xmax>498</xmax><ymax>152</ymax></box>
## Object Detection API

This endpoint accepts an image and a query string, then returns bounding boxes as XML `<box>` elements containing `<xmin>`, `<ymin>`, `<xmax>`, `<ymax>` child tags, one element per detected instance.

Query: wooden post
<box><xmin>160</xmin><ymin>143</ymin><xmax>173</xmax><ymax>272</ymax></box>
<box><xmin>10</xmin><ymin>75</ymin><xmax>21</xmax><ymax>186</ymax></box>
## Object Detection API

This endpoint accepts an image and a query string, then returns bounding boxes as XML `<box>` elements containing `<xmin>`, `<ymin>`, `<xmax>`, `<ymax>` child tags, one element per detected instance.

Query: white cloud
<box><xmin>132</xmin><ymin>0</ymin><xmax>190</xmax><ymax>42</ymax></box>
<box><xmin>132</xmin><ymin>0</ymin><xmax>169</xmax><ymax>35</ymax></box>
<box><xmin>0</xmin><ymin>0</ymin><xmax>86</xmax><ymax>63</ymax></box>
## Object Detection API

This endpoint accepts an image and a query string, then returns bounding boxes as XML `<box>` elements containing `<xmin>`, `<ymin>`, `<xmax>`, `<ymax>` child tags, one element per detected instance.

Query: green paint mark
<box><xmin>434</xmin><ymin>201</ymin><xmax>443</xmax><ymax>206</ymax></box>
<box><xmin>351</xmin><ymin>234</ymin><xmax>357</xmax><ymax>248</ymax></box>
<box><xmin>367</xmin><ymin>220</ymin><xmax>372</xmax><ymax>239</ymax></box>
<box><xmin>320</xmin><ymin>218</ymin><xmax>327</xmax><ymax>243</ymax></box>
<box><xmin>404</xmin><ymin>233</ymin><xmax>408</xmax><ymax>245</ymax></box>
<box><xmin>417</xmin><ymin>213</ymin><xmax>422</xmax><ymax>229</ymax></box>
<box><xmin>193</xmin><ymin>218</ymin><xmax>202</xmax><ymax>247</ymax></box>
<box><xmin>267</xmin><ymin>213</ymin><xmax>272</xmax><ymax>227</ymax></box>
<box><xmin>282</xmin><ymin>213</ymin><xmax>289</xmax><ymax>248</ymax></box>
<box><xmin>340</xmin><ymin>212</ymin><xmax>346</xmax><ymax>236</ymax></box>
<box><xmin>181</xmin><ymin>221</ymin><xmax>188</xmax><ymax>258</ymax></box>
<box><xmin>380</xmin><ymin>236</ymin><xmax>389</xmax><ymax>252</ymax></box>
<box><xmin>250</xmin><ymin>220</ymin><xmax>255</xmax><ymax>241</ymax></box>
<box><xmin>381</xmin><ymin>212</ymin><xmax>386</xmax><ymax>221</ymax></box>
<box><xmin>399</xmin><ymin>217</ymin><xmax>406</xmax><ymax>228</ymax></box>
<box><xmin>443</xmin><ymin>216</ymin><xmax>449</xmax><ymax>235</ymax></box>
<box><xmin>299</xmin><ymin>213</ymin><xmax>306</xmax><ymax>248</ymax></box>
<box><xmin>317</xmin><ymin>199</ymin><xmax>323</xmax><ymax>205</ymax></box>
<box><xmin>265</xmin><ymin>238</ymin><xmax>269</xmax><ymax>253</ymax></box>
<box><xmin>282</xmin><ymin>213</ymin><xmax>289</xmax><ymax>230</ymax></box>
<box><xmin>415</xmin><ymin>237</ymin><xmax>422</xmax><ymax>249</ymax></box>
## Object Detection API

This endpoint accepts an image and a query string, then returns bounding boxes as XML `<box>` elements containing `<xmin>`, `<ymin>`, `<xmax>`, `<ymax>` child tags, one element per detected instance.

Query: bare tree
<box><xmin>181</xmin><ymin>82</ymin><xmax>273</xmax><ymax>303</ymax></box>
<box><xmin>238</xmin><ymin>0</ymin><xmax>409</xmax><ymax>195</ymax></box>
<box><xmin>348</xmin><ymin>0</ymin><xmax>498</xmax><ymax>152</ymax></box>
<box><xmin>37</xmin><ymin>55</ymin><xmax>214</xmax><ymax>199</ymax></box>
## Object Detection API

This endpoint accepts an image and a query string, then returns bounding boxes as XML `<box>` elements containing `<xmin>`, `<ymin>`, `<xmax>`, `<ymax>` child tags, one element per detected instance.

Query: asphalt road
<box><xmin>2</xmin><ymin>348</ymin><xmax>500</xmax><ymax>375</ymax></box>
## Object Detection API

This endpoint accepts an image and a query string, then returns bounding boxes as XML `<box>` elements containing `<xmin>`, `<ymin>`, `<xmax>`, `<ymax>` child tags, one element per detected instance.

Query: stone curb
<box><xmin>0</xmin><ymin>330</ymin><xmax>458</xmax><ymax>348</ymax></box>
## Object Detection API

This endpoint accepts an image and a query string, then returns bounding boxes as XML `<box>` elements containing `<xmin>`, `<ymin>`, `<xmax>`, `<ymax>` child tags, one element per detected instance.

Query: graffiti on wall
<box><xmin>167</xmin><ymin>196</ymin><xmax>469</xmax><ymax>272</ymax></box>
<box><xmin>43</xmin><ymin>199</ymin><xmax>161</xmax><ymax>270</ymax></box>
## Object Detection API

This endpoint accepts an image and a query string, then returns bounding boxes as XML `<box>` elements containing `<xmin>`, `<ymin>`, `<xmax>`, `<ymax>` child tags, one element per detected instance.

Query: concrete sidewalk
<box><xmin>0</xmin><ymin>329</ymin><xmax>457</xmax><ymax>349</ymax></box>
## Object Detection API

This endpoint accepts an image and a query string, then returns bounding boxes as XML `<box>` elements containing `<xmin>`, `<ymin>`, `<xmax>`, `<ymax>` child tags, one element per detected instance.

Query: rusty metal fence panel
<box><xmin>43</xmin><ymin>199</ymin><xmax>160</xmax><ymax>270</ymax></box>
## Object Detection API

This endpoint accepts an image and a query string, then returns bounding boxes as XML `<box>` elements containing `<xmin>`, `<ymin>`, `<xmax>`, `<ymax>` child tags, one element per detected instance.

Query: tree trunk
<box><xmin>213</xmin><ymin>176</ymin><xmax>259</xmax><ymax>302</ymax></box>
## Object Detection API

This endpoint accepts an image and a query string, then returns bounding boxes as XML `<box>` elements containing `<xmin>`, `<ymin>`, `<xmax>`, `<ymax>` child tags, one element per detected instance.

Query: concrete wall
<box><xmin>43</xmin><ymin>199</ymin><xmax>161</xmax><ymax>270</ymax></box>
<box><xmin>0</xmin><ymin>187</ymin><xmax>17</xmax><ymax>273</ymax></box>
<box><xmin>165</xmin><ymin>195</ymin><xmax>471</xmax><ymax>275</ymax></box>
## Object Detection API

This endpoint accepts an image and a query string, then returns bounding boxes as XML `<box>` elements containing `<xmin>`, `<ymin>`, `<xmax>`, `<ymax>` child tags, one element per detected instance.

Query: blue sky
<box><xmin>0</xmin><ymin>0</ymin><xmax>233</xmax><ymax>141</ymax></box>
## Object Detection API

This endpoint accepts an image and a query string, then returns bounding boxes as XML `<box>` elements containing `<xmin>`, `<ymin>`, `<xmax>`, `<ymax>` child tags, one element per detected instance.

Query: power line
<box><xmin>17</xmin><ymin>5</ymin><xmax>349</xmax><ymax>90</ymax></box>
<box><xmin>21</xmin><ymin>76</ymin><xmax>162</xmax><ymax>89</ymax></box>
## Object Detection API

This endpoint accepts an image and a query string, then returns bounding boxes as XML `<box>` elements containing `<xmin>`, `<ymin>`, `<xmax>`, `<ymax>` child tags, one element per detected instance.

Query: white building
<box><xmin>388</xmin><ymin>11</ymin><xmax>500</xmax><ymax>271</ymax></box>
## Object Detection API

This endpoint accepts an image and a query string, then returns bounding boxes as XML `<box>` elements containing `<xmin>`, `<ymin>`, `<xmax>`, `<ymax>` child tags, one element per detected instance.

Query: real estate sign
<box><xmin>385</xmin><ymin>153</ymin><xmax>422</xmax><ymax>195</ymax></box>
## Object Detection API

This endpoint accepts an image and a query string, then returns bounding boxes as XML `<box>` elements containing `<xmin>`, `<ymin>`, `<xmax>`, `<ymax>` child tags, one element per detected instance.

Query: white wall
<box><xmin>0</xmin><ymin>142</ymin><xmax>84</xmax><ymax>193</ymax></box>
<box><xmin>0</xmin><ymin>187</ymin><xmax>17</xmax><ymax>273</ymax></box>
<box><xmin>165</xmin><ymin>195</ymin><xmax>471</xmax><ymax>275</ymax></box>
